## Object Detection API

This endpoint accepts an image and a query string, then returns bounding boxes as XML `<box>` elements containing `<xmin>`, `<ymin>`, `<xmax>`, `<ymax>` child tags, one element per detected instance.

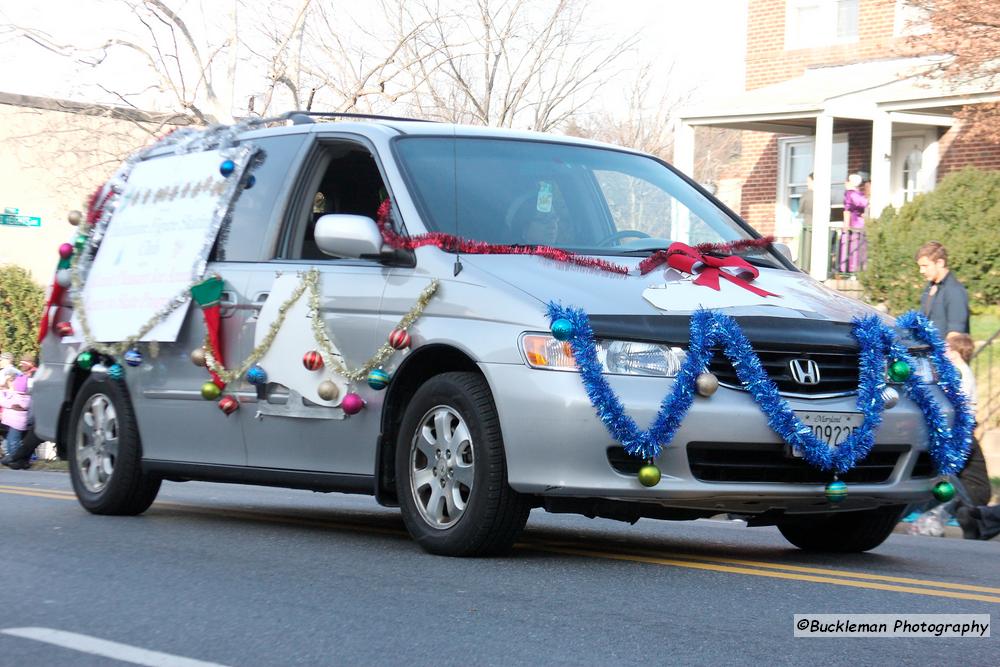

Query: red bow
<box><xmin>665</xmin><ymin>242</ymin><xmax>778</xmax><ymax>298</ymax></box>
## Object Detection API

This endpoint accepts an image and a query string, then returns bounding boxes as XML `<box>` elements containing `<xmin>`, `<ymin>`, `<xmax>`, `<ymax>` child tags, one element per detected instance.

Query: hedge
<box><xmin>0</xmin><ymin>264</ymin><xmax>45</xmax><ymax>360</ymax></box>
<box><xmin>862</xmin><ymin>167</ymin><xmax>1000</xmax><ymax>314</ymax></box>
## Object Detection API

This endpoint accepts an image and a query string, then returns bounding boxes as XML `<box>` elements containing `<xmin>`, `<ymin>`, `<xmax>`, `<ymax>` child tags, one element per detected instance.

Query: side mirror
<box><xmin>773</xmin><ymin>242</ymin><xmax>794</xmax><ymax>263</ymax></box>
<box><xmin>314</xmin><ymin>214</ymin><xmax>383</xmax><ymax>258</ymax></box>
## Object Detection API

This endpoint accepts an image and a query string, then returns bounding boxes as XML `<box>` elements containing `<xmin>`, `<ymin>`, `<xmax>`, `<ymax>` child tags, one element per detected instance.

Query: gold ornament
<box><xmin>190</xmin><ymin>347</ymin><xmax>207</xmax><ymax>367</ymax></box>
<box><xmin>67</xmin><ymin>210</ymin><xmax>83</xmax><ymax>225</ymax></box>
<box><xmin>695</xmin><ymin>372</ymin><xmax>719</xmax><ymax>397</ymax></box>
<box><xmin>637</xmin><ymin>463</ymin><xmax>661</xmax><ymax>487</ymax></box>
<box><xmin>317</xmin><ymin>380</ymin><xmax>340</xmax><ymax>401</ymax></box>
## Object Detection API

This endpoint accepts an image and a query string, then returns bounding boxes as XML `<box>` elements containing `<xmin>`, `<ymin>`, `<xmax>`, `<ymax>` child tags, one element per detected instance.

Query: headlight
<box><xmin>521</xmin><ymin>334</ymin><xmax>686</xmax><ymax>377</ymax></box>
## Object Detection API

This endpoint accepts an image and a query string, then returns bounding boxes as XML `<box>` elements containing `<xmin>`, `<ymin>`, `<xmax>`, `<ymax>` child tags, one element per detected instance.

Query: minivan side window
<box><xmin>287</xmin><ymin>142</ymin><xmax>389</xmax><ymax>260</ymax></box>
<box><xmin>213</xmin><ymin>133</ymin><xmax>308</xmax><ymax>262</ymax></box>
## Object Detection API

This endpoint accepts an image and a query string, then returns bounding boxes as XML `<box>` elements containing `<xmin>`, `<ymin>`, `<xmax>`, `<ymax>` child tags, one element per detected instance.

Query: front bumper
<box><xmin>480</xmin><ymin>362</ymin><xmax>940</xmax><ymax>514</ymax></box>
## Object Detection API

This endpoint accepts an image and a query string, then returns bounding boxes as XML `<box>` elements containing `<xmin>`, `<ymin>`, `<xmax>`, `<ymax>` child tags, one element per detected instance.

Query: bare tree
<box><xmin>905</xmin><ymin>0</ymin><xmax>1000</xmax><ymax>141</ymax></box>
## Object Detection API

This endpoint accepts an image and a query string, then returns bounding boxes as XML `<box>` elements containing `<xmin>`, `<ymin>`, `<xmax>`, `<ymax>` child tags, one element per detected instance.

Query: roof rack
<box><xmin>283</xmin><ymin>111</ymin><xmax>437</xmax><ymax>125</ymax></box>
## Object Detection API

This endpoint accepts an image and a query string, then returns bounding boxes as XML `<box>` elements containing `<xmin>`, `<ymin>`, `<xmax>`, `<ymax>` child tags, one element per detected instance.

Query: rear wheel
<box><xmin>777</xmin><ymin>505</ymin><xmax>906</xmax><ymax>552</ymax></box>
<box><xmin>68</xmin><ymin>376</ymin><xmax>160</xmax><ymax>515</ymax></box>
<box><xmin>395</xmin><ymin>372</ymin><xmax>531</xmax><ymax>556</ymax></box>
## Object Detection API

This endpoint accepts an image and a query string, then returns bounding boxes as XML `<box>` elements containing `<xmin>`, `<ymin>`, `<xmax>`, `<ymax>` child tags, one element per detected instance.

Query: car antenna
<box><xmin>452</xmin><ymin>125</ymin><xmax>463</xmax><ymax>276</ymax></box>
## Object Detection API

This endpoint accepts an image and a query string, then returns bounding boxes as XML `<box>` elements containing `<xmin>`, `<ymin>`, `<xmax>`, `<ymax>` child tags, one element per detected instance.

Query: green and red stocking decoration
<box><xmin>191</xmin><ymin>275</ymin><xmax>227</xmax><ymax>388</ymax></box>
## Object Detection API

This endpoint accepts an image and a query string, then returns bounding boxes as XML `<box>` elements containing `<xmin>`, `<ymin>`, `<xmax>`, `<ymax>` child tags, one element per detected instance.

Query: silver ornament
<box><xmin>881</xmin><ymin>386</ymin><xmax>899</xmax><ymax>410</ymax></box>
<box><xmin>190</xmin><ymin>347</ymin><xmax>207</xmax><ymax>367</ymax></box>
<box><xmin>90</xmin><ymin>363</ymin><xmax>109</xmax><ymax>380</ymax></box>
<box><xmin>56</xmin><ymin>269</ymin><xmax>72</xmax><ymax>288</ymax></box>
<box><xmin>696</xmin><ymin>372</ymin><xmax>719</xmax><ymax>397</ymax></box>
<box><xmin>317</xmin><ymin>380</ymin><xmax>340</xmax><ymax>401</ymax></box>
<box><xmin>67</xmin><ymin>210</ymin><xmax>83</xmax><ymax>225</ymax></box>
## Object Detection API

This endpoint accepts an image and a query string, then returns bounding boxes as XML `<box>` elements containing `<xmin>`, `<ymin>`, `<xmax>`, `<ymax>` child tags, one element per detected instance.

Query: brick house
<box><xmin>674</xmin><ymin>0</ymin><xmax>1000</xmax><ymax>280</ymax></box>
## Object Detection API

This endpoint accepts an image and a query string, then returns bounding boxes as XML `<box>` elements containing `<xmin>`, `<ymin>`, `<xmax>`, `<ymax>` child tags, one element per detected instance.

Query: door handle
<box><xmin>219</xmin><ymin>290</ymin><xmax>238</xmax><ymax>318</ymax></box>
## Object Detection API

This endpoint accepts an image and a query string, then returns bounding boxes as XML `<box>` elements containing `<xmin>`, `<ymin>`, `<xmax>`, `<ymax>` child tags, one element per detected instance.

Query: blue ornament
<box><xmin>108</xmin><ymin>364</ymin><xmax>125</xmax><ymax>381</ymax></box>
<box><xmin>825</xmin><ymin>480</ymin><xmax>848</xmax><ymax>503</ymax></box>
<box><xmin>219</xmin><ymin>159</ymin><xmax>235</xmax><ymax>177</ymax></box>
<box><xmin>246</xmin><ymin>365</ymin><xmax>268</xmax><ymax>386</ymax></box>
<box><xmin>551</xmin><ymin>318</ymin><xmax>574</xmax><ymax>341</ymax></box>
<box><xmin>124</xmin><ymin>348</ymin><xmax>143</xmax><ymax>367</ymax></box>
<box><xmin>244</xmin><ymin>174</ymin><xmax>256</xmax><ymax>189</ymax></box>
<box><xmin>367</xmin><ymin>368</ymin><xmax>390</xmax><ymax>390</ymax></box>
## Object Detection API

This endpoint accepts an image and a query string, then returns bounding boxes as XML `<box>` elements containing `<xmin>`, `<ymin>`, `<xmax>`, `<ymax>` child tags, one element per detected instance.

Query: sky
<box><xmin>0</xmin><ymin>0</ymin><xmax>747</xmax><ymax>119</ymax></box>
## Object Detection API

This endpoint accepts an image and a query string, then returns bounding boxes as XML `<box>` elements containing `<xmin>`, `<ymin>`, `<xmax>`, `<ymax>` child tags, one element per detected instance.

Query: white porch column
<box><xmin>809</xmin><ymin>114</ymin><xmax>834</xmax><ymax>280</ymax></box>
<box><xmin>672</xmin><ymin>119</ymin><xmax>695</xmax><ymax>177</ymax></box>
<box><xmin>869</xmin><ymin>110</ymin><xmax>892</xmax><ymax>218</ymax></box>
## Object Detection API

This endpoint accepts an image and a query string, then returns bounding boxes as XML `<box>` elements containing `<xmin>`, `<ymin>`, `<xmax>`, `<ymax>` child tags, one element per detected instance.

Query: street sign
<box><xmin>0</xmin><ymin>213</ymin><xmax>41</xmax><ymax>227</ymax></box>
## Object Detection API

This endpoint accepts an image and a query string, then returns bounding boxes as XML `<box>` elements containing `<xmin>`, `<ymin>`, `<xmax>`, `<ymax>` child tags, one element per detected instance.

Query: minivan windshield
<box><xmin>393</xmin><ymin>136</ymin><xmax>778</xmax><ymax>264</ymax></box>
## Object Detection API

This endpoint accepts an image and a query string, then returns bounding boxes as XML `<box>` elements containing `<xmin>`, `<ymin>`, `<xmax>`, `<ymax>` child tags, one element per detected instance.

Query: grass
<box><xmin>972</xmin><ymin>313</ymin><xmax>1000</xmax><ymax>343</ymax></box>
<box><xmin>24</xmin><ymin>459</ymin><xmax>68</xmax><ymax>472</ymax></box>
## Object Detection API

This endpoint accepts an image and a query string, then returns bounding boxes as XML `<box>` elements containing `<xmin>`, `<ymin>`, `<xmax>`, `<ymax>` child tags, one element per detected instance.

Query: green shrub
<box><xmin>0</xmin><ymin>264</ymin><xmax>45</xmax><ymax>360</ymax></box>
<box><xmin>862</xmin><ymin>167</ymin><xmax>1000</xmax><ymax>315</ymax></box>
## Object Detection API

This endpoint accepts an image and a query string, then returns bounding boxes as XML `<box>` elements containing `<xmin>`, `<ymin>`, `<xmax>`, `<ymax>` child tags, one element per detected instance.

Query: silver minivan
<box><xmin>33</xmin><ymin>115</ymin><xmax>943</xmax><ymax>556</ymax></box>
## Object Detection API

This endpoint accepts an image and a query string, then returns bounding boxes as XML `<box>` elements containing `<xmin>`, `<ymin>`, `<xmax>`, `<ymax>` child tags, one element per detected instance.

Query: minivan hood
<box><xmin>461</xmin><ymin>255</ymin><xmax>885</xmax><ymax>324</ymax></box>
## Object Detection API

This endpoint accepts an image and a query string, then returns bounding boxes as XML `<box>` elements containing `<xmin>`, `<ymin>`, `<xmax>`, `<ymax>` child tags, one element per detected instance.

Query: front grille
<box><xmin>687</xmin><ymin>442</ymin><xmax>905</xmax><ymax>484</ymax></box>
<box><xmin>708</xmin><ymin>347</ymin><xmax>859</xmax><ymax>396</ymax></box>
<box><xmin>911</xmin><ymin>451</ymin><xmax>934</xmax><ymax>478</ymax></box>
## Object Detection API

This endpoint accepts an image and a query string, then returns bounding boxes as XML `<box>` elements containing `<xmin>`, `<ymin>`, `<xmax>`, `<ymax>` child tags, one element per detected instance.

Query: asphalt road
<box><xmin>1</xmin><ymin>469</ymin><xmax>996</xmax><ymax>666</ymax></box>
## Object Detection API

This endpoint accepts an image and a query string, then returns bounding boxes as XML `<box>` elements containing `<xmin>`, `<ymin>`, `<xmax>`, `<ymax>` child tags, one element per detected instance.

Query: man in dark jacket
<box><xmin>915</xmin><ymin>241</ymin><xmax>969</xmax><ymax>336</ymax></box>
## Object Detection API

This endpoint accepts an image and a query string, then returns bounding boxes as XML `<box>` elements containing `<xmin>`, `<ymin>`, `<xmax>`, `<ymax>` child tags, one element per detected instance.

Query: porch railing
<box><xmin>797</xmin><ymin>226</ymin><xmax>867</xmax><ymax>279</ymax></box>
<box><xmin>972</xmin><ymin>327</ymin><xmax>1000</xmax><ymax>432</ymax></box>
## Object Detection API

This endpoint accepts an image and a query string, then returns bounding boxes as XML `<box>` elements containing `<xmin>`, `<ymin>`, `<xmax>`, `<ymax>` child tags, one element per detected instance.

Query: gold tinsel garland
<box><xmin>202</xmin><ymin>269</ymin><xmax>440</xmax><ymax>386</ymax></box>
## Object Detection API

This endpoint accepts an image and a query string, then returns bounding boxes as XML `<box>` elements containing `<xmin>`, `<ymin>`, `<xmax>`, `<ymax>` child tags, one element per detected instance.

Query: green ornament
<box><xmin>74</xmin><ymin>233</ymin><xmax>88</xmax><ymax>249</ymax></box>
<box><xmin>76</xmin><ymin>350</ymin><xmax>94</xmax><ymax>370</ymax></box>
<box><xmin>887</xmin><ymin>360</ymin><xmax>911</xmax><ymax>383</ymax></box>
<box><xmin>57</xmin><ymin>257</ymin><xmax>72</xmax><ymax>270</ymax></box>
<box><xmin>932</xmin><ymin>480</ymin><xmax>955</xmax><ymax>502</ymax></box>
<box><xmin>201</xmin><ymin>381</ymin><xmax>222</xmax><ymax>401</ymax></box>
<box><xmin>637</xmin><ymin>463</ymin><xmax>661</xmax><ymax>487</ymax></box>
<box><xmin>825</xmin><ymin>479</ymin><xmax>848</xmax><ymax>503</ymax></box>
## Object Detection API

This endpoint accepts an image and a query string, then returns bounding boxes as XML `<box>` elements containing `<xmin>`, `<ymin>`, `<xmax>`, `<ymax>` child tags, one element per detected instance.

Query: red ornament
<box><xmin>388</xmin><ymin>328</ymin><xmax>411</xmax><ymax>350</ymax></box>
<box><xmin>341</xmin><ymin>392</ymin><xmax>365</xmax><ymax>415</ymax></box>
<box><xmin>303</xmin><ymin>350</ymin><xmax>324</xmax><ymax>371</ymax></box>
<box><xmin>54</xmin><ymin>321</ymin><xmax>74</xmax><ymax>337</ymax></box>
<box><xmin>218</xmin><ymin>395</ymin><xmax>239</xmax><ymax>416</ymax></box>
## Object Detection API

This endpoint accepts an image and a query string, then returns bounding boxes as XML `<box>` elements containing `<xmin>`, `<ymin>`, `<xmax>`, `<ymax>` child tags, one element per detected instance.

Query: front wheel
<box><xmin>777</xmin><ymin>505</ymin><xmax>906</xmax><ymax>552</ymax></box>
<box><xmin>68</xmin><ymin>376</ymin><xmax>161</xmax><ymax>515</ymax></box>
<box><xmin>395</xmin><ymin>372</ymin><xmax>531</xmax><ymax>556</ymax></box>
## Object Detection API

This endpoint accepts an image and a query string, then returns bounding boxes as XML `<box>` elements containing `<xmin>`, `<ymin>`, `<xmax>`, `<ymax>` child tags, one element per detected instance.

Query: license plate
<box><xmin>787</xmin><ymin>411</ymin><xmax>864</xmax><ymax>457</ymax></box>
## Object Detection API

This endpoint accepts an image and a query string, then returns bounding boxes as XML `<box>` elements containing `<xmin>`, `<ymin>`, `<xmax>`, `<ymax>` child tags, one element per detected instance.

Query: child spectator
<box><xmin>0</xmin><ymin>374</ymin><xmax>32</xmax><ymax>469</ymax></box>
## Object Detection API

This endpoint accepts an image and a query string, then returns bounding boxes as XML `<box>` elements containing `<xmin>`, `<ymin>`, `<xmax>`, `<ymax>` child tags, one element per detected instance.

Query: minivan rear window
<box><xmin>393</xmin><ymin>137</ymin><xmax>769</xmax><ymax>260</ymax></box>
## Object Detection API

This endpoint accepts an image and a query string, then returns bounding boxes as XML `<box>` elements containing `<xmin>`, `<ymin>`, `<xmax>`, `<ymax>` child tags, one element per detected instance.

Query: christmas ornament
<box><xmin>201</xmin><ymin>381</ymin><xmax>222</xmax><ymax>400</ymax></box>
<box><xmin>881</xmin><ymin>386</ymin><xmax>899</xmax><ymax>410</ymax></box>
<box><xmin>887</xmin><ymin>360</ymin><xmax>911</xmax><ymax>383</ymax></box>
<box><xmin>367</xmin><ymin>368</ymin><xmax>390</xmax><ymax>390</ymax></box>
<box><xmin>388</xmin><ymin>328</ymin><xmax>411</xmax><ymax>350</ymax></box>
<box><xmin>190</xmin><ymin>347</ymin><xmax>207</xmax><ymax>367</ymax></box>
<box><xmin>244</xmin><ymin>174</ymin><xmax>256</xmax><ymax>189</ymax></box>
<box><xmin>932</xmin><ymin>480</ymin><xmax>955</xmax><ymax>502</ymax></box>
<box><xmin>190</xmin><ymin>275</ymin><xmax>227</xmax><ymax>388</ymax></box>
<box><xmin>825</xmin><ymin>479</ymin><xmax>848</xmax><ymax>503</ymax></box>
<box><xmin>108</xmin><ymin>364</ymin><xmax>125</xmax><ymax>381</ymax></box>
<box><xmin>246</xmin><ymin>365</ymin><xmax>267</xmax><ymax>385</ymax></box>
<box><xmin>54</xmin><ymin>321</ymin><xmax>74</xmax><ymax>337</ymax></box>
<box><xmin>637</xmin><ymin>463</ymin><xmax>661</xmax><ymax>487</ymax></box>
<box><xmin>67</xmin><ymin>210</ymin><xmax>82</xmax><ymax>225</ymax></box>
<box><xmin>317</xmin><ymin>380</ymin><xmax>340</xmax><ymax>401</ymax></box>
<box><xmin>218</xmin><ymin>395</ymin><xmax>239</xmax><ymax>415</ymax></box>
<box><xmin>550</xmin><ymin>318</ymin><xmax>574</xmax><ymax>341</ymax></box>
<box><xmin>58</xmin><ymin>243</ymin><xmax>74</xmax><ymax>259</ymax></box>
<box><xmin>124</xmin><ymin>348</ymin><xmax>143</xmax><ymax>366</ymax></box>
<box><xmin>695</xmin><ymin>372</ymin><xmax>719</xmax><ymax>397</ymax></box>
<box><xmin>547</xmin><ymin>305</ymin><xmax>974</xmax><ymax>476</ymax></box>
<box><xmin>303</xmin><ymin>350</ymin><xmax>324</xmax><ymax>371</ymax></box>
<box><xmin>76</xmin><ymin>350</ymin><xmax>94</xmax><ymax>370</ymax></box>
<box><xmin>341</xmin><ymin>392</ymin><xmax>365</xmax><ymax>415</ymax></box>
<box><xmin>74</xmin><ymin>233</ymin><xmax>88</xmax><ymax>250</ymax></box>
<box><xmin>219</xmin><ymin>159</ymin><xmax>235</xmax><ymax>177</ymax></box>
<box><xmin>90</xmin><ymin>363</ymin><xmax>108</xmax><ymax>380</ymax></box>
<box><xmin>55</xmin><ymin>268</ymin><xmax>72</xmax><ymax>288</ymax></box>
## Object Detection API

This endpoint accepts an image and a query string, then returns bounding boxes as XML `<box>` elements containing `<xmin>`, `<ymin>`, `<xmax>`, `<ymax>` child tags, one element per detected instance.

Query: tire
<box><xmin>395</xmin><ymin>372</ymin><xmax>531</xmax><ymax>556</ymax></box>
<box><xmin>777</xmin><ymin>505</ymin><xmax>906</xmax><ymax>553</ymax></box>
<box><xmin>68</xmin><ymin>376</ymin><xmax>161</xmax><ymax>515</ymax></box>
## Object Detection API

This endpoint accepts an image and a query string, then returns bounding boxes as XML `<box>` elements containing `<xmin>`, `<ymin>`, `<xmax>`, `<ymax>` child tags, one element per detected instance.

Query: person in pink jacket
<box><xmin>0</xmin><ymin>374</ymin><xmax>32</xmax><ymax>470</ymax></box>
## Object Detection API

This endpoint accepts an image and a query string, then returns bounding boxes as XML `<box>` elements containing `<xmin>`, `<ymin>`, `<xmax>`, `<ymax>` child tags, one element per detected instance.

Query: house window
<box><xmin>776</xmin><ymin>135</ymin><xmax>848</xmax><ymax>237</ymax></box>
<box><xmin>902</xmin><ymin>149</ymin><xmax>922</xmax><ymax>203</ymax></box>
<box><xmin>786</xmin><ymin>0</ymin><xmax>859</xmax><ymax>49</ymax></box>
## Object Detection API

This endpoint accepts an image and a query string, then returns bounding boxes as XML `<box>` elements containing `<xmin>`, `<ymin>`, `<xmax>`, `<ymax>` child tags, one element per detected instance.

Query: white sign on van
<box><xmin>78</xmin><ymin>149</ymin><xmax>249</xmax><ymax>343</ymax></box>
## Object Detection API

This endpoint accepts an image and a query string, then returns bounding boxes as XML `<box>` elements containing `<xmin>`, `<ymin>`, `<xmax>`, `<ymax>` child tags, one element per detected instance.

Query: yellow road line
<box><xmin>2</xmin><ymin>484</ymin><xmax>997</xmax><ymax>603</ymax></box>
<box><xmin>520</xmin><ymin>544</ymin><xmax>1000</xmax><ymax>604</ymax></box>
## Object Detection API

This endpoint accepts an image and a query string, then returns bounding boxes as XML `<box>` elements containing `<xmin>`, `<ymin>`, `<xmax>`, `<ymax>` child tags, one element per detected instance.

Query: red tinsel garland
<box><xmin>375</xmin><ymin>200</ymin><xmax>775</xmax><ymax>277</ymax></box>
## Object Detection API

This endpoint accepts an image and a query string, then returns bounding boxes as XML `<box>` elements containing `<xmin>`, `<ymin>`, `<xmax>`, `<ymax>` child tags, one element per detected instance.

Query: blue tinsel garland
<box><xmin>546</xmin><ymin>304</ymin><xmax>973</xmax><ymax>475</ymax></box>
